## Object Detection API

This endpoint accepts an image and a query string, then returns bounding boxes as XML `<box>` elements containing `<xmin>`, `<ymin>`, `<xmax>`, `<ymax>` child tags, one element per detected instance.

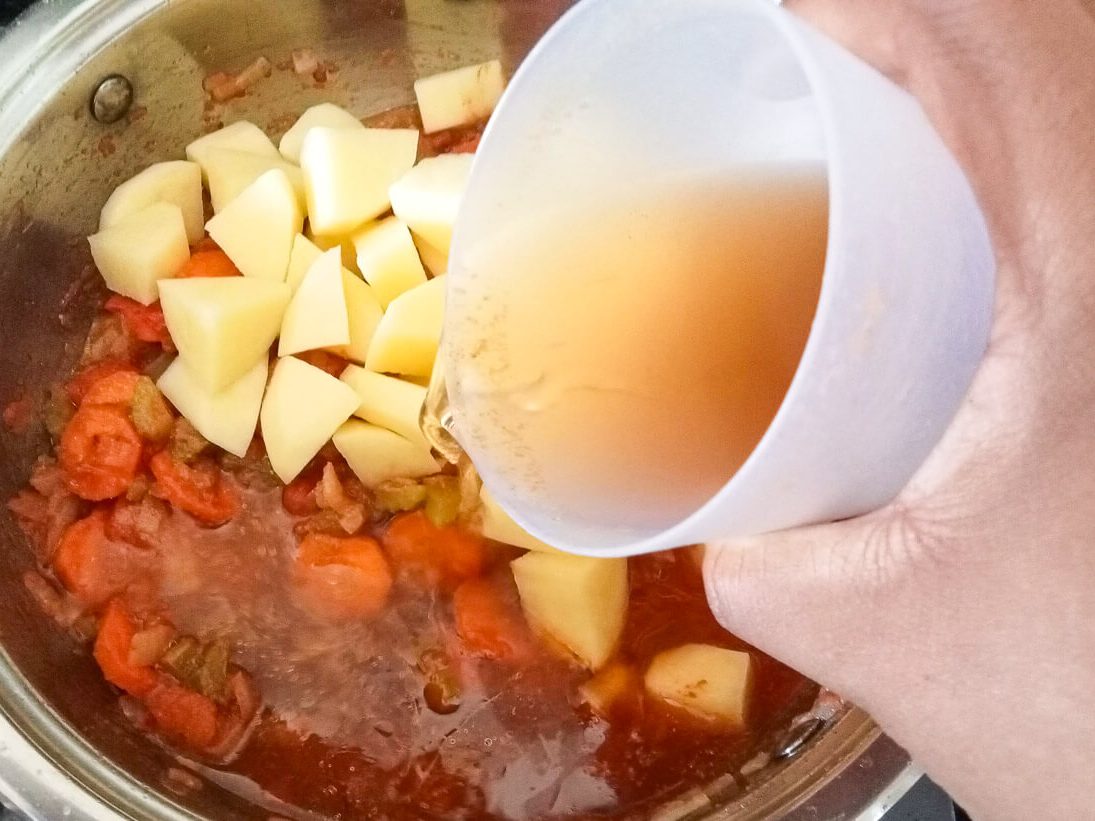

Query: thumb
<box><xmin>703</xmin><ymin>507</ymin><xmax>918</xmax><ymax>703</ymax></box>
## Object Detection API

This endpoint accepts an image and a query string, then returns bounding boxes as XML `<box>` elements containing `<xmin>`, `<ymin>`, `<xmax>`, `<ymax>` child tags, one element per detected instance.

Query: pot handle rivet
<box><xmin>90</xmin><ymin>75</ymin><xmax>134</xmax><ymax>124</ymax></box>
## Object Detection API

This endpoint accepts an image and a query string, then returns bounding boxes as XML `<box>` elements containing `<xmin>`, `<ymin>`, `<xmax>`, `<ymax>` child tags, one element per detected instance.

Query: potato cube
<box><xmin>157</xmin><ymin>356</ymin><xmax>267</xmax><ymax>457</ymax></box>
<box><xmin>389</xmin><ymin>153</ymin><xmax>473</xmax><ymax>258</ymax></box>
<box><xmin>158</xmin><ymin>277</ymin><xmax>290</xmax><ymax>391</ymax></box>
<box><xmin>644</xmin><ymin>644</ymin><xmax>753</xmax><ymax>727</ymax></box>
<box><xmin>351</xmin><ymin>217</ymin><xmax>428</xmax><ymax>308</ymax></box>
<box><xmin>340</xmin><ymin>365</ymin><xmax>430</xmax><ymax>451</ymax></box>
<box><xmin>336</xmin><ymin>272</ymin><xmax>384</xmax><ymax>364</ymax></box>
<box><xmin>99</xmin><ymin>161</ymin><xmax>204</xmax><ymax>244</ymax></box>
<box><xmin>478</xmin><ymin>486</ymin><xmax>559</xmax><ymax>552</ymax></box>
<box><xmin>185</xmin><ymin>121</ymin><xmax>280</xmax><ymax>181</ymax></box>
<box><xmin>300</xmin><ymin>127</ymin><xmax>419</xmax><ymax>235</ymax></box>
<box><xmin>414</xmin><ymin>235</ymin><xmax>449</xmax><ymax>276</ymax></box>
<box><xmin>332</xmin><ymin>420</ymin><xmax>440</xmax><ymax>488</ymax></box>
<box><xmin>260</xmin><ymin>357</ymin><xmax>360</xmax><ymax>483</ymax></box>
<box><xmin>278</xmin><ymin>102</ymin><xmax>364</xmax><ymax>164</ymax></box>
<box><xmin>203</xmin><ymin>148</ymin><xmax>306</xmax><ymax>213</ymax></box>
<box><xmin>89</xmin><ymin>202</ymin><xmax>190</xmax><ymax>305</ymax></box>
<box><xmin>510</xmin><ymin>552</ymin><xmax>628</xmax><ymax>670</ymax></box>
<box><xmin>278</xmin><ymin>249</ymin><xmax>351</xmax><ymax>356</ymax></box>
<box><xmin>285</xmin><ymin>233</ymin><xmax>323</xmax><ymax>293</ymax></box>
<box><xmin>365</xmin><ymin>275</ymin><xmax>446</xmax><ymax>377</ymax></box>
<box><xmin>414</xmin><ymin>60</ymin><xmax>505</xmax><ymax>134</ymax></box>
<box><xmin>206</xmin><ymin>169</ymin><xmax>303</xmax><ymax>282</ymax></box>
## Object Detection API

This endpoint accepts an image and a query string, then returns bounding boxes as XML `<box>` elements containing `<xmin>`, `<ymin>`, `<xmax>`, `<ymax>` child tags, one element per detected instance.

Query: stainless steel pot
<box><xmin>0</xmin><ymin>2</ymin><xmax>918</xmax><ymax>818</ymax></box>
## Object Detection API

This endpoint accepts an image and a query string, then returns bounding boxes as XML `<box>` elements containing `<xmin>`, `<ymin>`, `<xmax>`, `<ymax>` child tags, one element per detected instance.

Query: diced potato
<box><xmin>478</xmin><ymin>486</ymin><xmax>559</xmax><ymax>552</ymax></box>
<box><xmin>365</xmin><ymin>275</ymin><xmax>446</xmax><ymax>377</ymax></box>
<box><xmin>260</xmin><ymin>357</ymin><xmax>360</xmax><ymax>483</ymax></box>
<box><xmin>340</xmin><ymin>365</ymin><xmax>430</xmax><ymax>451</ymax></box>
<box><xmin>332</xmin><ymin>420</ymin><xmax>440</xmax><ymax>488</ymax></box>
<box><xmin>308</xmin><ymin>230</ymin><xmax>360</xmax><ymax>274</ymax></box>
<box><xmin>510</xmin><ymin>552</ymin><xmax>628</xmax><ymax>670</ymax></box>
<box><xmin>99</xmin><ymin>161</ymin><xmax>204</xmax><ymax>244</ymax></box>
<box><xmin>278</xmin><ymin>249</ymin><xmax>350</xmax><ymax>356</ymax></box>
<box><xmin>206</xmin><ymin>169</ymin><xmax>303</xmax><ymax>282</ymax></box>
<box><xmin>203</xmin><ymin>148</ymin><xmax>306</xmax><ymax>213</ymax></box>
<box><xmin>579</xmin><ymin>662</ymin><xmax>640</xmax><ymax>719</ymax></box>
<box><xmin>389</xmin><ymin>153</ymin><xmax>473</xmax><ymax>257</ymax></box>
<box><xmin>185</xmin><ymin>121</ymin><xmax>280</xmax><ymax>181</ymax></box>
<box><xmin>286</xmin><ymin>233</ymin><xmax>323</xmax><ymax>293</ymax></box>
<box><xmin>300</xmin><ymin>127</ymin><xmax>419</xmax><ymax>235</ymax></box>
<box><xmin>335</xmin><ymin>272</ymin><xmax>384</xmax><ymax>364</ymax></box>
<box><xmin>644</xmin><ymin>644</ymin><xmax>753</xmax><ymax>727</ymax></box>
<box><xmin>88</xmin><ymin>203</ymin><xmax>190</xmax><ymax>305</ymax></box>
<box><xmin>158</xmin><ymin>277</ymin><xmax>291</xmax><ymax>391</ymax></box>
<box><xmin>157</xmin><ymin>356</ymin><xmax>268</xmax><ymax>458</ymax></box>
<box><xmin>414</xmin><ymin>235</ymin><xmax>449</xmax><ymax>277</ymax></box>
<box><xmin>351</xmin><ymin>218</ymin><xmax>428</xmax><ymax>308</ymax></box>
<box><xmin>414</xmin><ymin>60</ymin><xmax>505</xmax><ymax>134</ymax></box>
<box><xmin>278</xmin><ymin>102</ymin><xmax>364</xmax><ymax>164</ymax></box>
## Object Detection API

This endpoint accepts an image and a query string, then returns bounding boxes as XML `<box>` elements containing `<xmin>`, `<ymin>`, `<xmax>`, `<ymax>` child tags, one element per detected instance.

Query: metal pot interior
<box><xmin>0</xmin><ymin>1</ymin><xmax>910</xmax><ymax>818</ymax></box>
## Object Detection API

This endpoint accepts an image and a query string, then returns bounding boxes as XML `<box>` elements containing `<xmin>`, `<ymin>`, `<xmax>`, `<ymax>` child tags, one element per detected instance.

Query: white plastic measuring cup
<box><xmin>441</xmin><ymin>0</ymin><xmax>995</xmax><ymax>556</ymax></box>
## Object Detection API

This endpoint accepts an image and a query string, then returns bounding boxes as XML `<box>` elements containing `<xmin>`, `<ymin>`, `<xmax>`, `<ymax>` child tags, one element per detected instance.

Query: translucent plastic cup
<box><xmin>440</xmin><ymin>0</ymin><xmax>995</xmax><ymax>556</ymax></box>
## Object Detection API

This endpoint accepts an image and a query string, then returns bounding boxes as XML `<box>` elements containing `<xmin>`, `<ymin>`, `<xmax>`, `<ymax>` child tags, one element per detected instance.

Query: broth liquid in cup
<box><xmin>446</xmin><ymin>169</ymin><xmax>828</xmax><ymax>533</ymax></box>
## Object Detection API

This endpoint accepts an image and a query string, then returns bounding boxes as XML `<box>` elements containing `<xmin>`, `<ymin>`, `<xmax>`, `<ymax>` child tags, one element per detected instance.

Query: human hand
<box><xmin>703</xmin><ymin>1</ymin><xmax>1095</xmax><ymax>818</ymax></box>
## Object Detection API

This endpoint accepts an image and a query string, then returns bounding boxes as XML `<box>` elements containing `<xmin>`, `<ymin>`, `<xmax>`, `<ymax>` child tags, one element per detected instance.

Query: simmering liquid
<box><xmin>447</xmin><ymin>168</ymin><xmax>829</xmax><ymax>536</ymax></box>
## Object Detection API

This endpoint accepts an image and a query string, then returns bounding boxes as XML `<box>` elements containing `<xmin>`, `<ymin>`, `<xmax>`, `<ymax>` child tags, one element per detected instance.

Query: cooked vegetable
<box><xmin>293</xmin><ymin>534</ymin><xmax>393</xmax><ymax>621</ymax></box>
<box><xmin>80</xmin><ymin>370</ymin><xmax>139</xmax><ymax>408</ymax></box>
<box><xmin>185</xmin><ymin>121</ymin><xmax>280</xmax><ymax>180</ymax></box>
<box><xmin>477</xmin><ymin>485</ymin><xmax>558</xmax><ymax>552</ymax></box>
<box><xmin>130</xmin><ymin>376</ymin><xmax>174</xmax><ymax>441</ymax></box>
<box><xmin>59</xmin><ymin>405</ymin><xmax>142</xmax><ymax>501</ymax></box>
<box><xmin>204</xmin><ymin>148</ymin><xmax>306</xmax><ymax>214</ymax></box>
<box><xmin>168</xmin><ymin>417</ymin><xmax>211</xmax><ymax>464</ymax></box>
<box><xmin>423</xmin><ymin>475</ymin><xmax>461</xmax><ymax>527</ymax></box>
<box><xmin>333</xmin><ymin>420</ymin><xmax>440</xmax><ymax>489</ymax></box>
<box><xmin>176</xmin><ymin>245</ymin><xmax>241</xmax><ymax>279</ymax></box>
<box><xmin>159</xmin><ymin>635</ymin><xmax>204</xmax><ymax>687</ymax></box>
<box><xmin>510</xmin><ymin>552</ymin><xmax>628</xmax><ymax>670</ymax></box>
<box><xmin>94</xmin><ymin>598</ymin><xmax>159</xmax><ymax>697</ymax></box>
<box><xmin>145</xmin><ymin>683</ymin><xmax>219</xmax><ymax>748</ymax></box>
<box><xmin>340</xmin><ymin>366</ymin><xmax>432</xmax><ymax>451</ymax></box>
<box><xmin>278</xmin><ymin>249</ymin><xmax>351</xmax><ymax>356</ymax></box>
<box><xmin>644</xmin><ymin>644</ymin><xmax>753</xmax><ymax>727</ymax></box>
<box><xmin>278</xmin><ymin>103</ymin><xmax>364</xmax><ymax>164</ymax></box>
<box><xmin>149</xmin><ymin>451</ymin><xmax>240</xmax><ymax>526</ymax></box>
<box><xmin>452</xmin><ymin>578</ymin><xmax>530</xmax><ymax>660</ymax></box>
<box><xmin>98</xmin><ymin>160</ymin><xmax>204</xmax><ymax>245</ymax></box>
<box><xmin>128</xmin><ymin>623</ymin><xmax>177</xmax><ymax>668</ymax></box>
<box><xmin>65</xmin><ymin>360</ymin><xmax>135</xmax><ymax>405</ymax></box>
<box><xmin>363</xmin><ymin>275</ymin><xmax>446</xmax><ymax>378</ymax></box>
<box><xmin>350</xmin><ymin>217</ymin><xmax>428</xmax><ymax>308</ymax></box>
<box><xmin>158</xmin><ymin>276</ymin><xmax>290</xmax><ymax>392</ymax></box>
<box><xmin>389</xmin><ymin>154</ymin><xmax>473</xmax><ymax>257</ymax></box>
<box><xmin>104</xmin><ymin>296</ymin><xmax>174</xmax><ymax>347</ymax></box>
<box><xmin>372</xmin><ymin>477</ymin><xmax>427</xmax><ymax>515</ymax></box>
<box><xmin>413</xmin><ymin>61</ymin><xmax>504</xmax><ymax>134</ymax></box>
<box><xmin>382</xmin><ymin>510</ymin><xmax>483</xmax><ymax>590</ymax></box>
<box><xmin>43</xmin><ymin>388</ymin><xmax>75</xmax><ymax>443</ymax></box>
<box><xmin>197</xmin><ymin>638</ymin><xmax>230</xmax><ymax>703</ymax></box>
<box><xmin>88</xmin><ymin>203</ymin><xmax>191</xmax><ymax>305</ymax></box>
<box><xmin>281</xmin><ymin>470</ymin><xmax>320</xmax><ymax>516</ymax></box>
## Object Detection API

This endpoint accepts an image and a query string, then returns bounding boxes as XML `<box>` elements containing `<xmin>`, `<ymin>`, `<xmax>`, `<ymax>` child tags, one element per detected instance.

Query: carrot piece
<box><xmin>145</xmin><ymin>683</ymin><xmax>219</xmax><ymax>749</ymax></box>
<box><xmin>65</xmin><ymin>359</ymin><xmax>135</xmax><ymax>405</ymax></box>
<box><xmin>54</xmin><ymin>510</ymin><xmax>115</xmax><ymax>605</ymax></box>
<box><xmin>176</xmin><ymin>247</ymin><xmax>240</xmax><ymax>279</ymax></box>
<box><xmin>293</xmin><ymin>534</ymin><xmax>393</xmax><ymax>621</ymax></box>
<box><xmin>93</xmin><ymin>598</ymin><xmax>159</xmax><ymax>697</ymax></box>
<box><xmin>81</xmin><ymin>370</ymin><xmax>140</xmax><ymax>408</ymax></box>
<box><xmin>382</xmin><ymin>511</ymin><xmax>484</xmax><ymax>590</ymax></box>
<box><xmin>104</xmin><ymin>296</ymin><xmax>173</xmax><ymax>346</ymax></box>
<box><xmin>60</xmin><ymin>405</ymin><xmax>142</xmax><ymax>500</ymax></box>
<box><xmin>453</xmin><ymin>578</ymin><xmax>531</xmax><ymax>660</ymax></box>
<box><xmin>149</xmin><ymin>451</ymin><xmax>240</xmax><ymax>526</ymax></box>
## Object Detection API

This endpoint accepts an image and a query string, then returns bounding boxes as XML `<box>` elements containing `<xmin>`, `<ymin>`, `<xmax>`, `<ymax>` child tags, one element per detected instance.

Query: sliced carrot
<box><xmin>81</xmin><ymin>370</ymin><xmax>140</xmax><ymax>408</ymax></box>
<box><xmin>93</xmin><ymin>598</ymin><xmax>159</xmax><ymax>697</ymax></box>
<box><xmin>54</xmin><ymin>510</ymin><xmax>111</xmax><ymax>604</ymax></box>
<box><xmin>382</xmin><ymin>510</ymin><xmax>484</xmax><ymax>590</ymax></box>
<box><xmin>145</xmin><ymin>683</ymin><xmax>219</xmax><ymax>749</ymax></box>
<box><xmin>65</xmin><ymin>360</ymin><xmax>135</xmax><ymax>405</ymax></box>
<box><xmin>149</xmin><ymin>451</ymin><xmax>240</xmax><ymax>527</ymax></box>
<box><xmin>60</xmin><ymin>405</ymin><xmax>142</xmax><ymax>500</ymax></box>
<box><xmin>104</xmin><ymin>296</ymin><xmax>173</xmax><ymax>347</ymax></box>
<box><xmin>176</xmin><ymin>247</ymin><xmax>240</xmax><ymax>279</ymax></box>
<box><xmin>294</xmin><ymin>534</ymin><xmax>393</xmax><ymax>621</ymax></box>
<box><xmin>453</xmin><ymin>578</ymin><xmax>531</xmax><ymax>661</ymax></box>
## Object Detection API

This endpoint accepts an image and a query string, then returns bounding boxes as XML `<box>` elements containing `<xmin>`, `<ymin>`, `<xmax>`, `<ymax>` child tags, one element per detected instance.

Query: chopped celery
<box><xmin>373</xmin><ymin>478</ymin><xmax>427</xmax><ymax>514</ymax></box>
<box><xmin>423</xmin><ymin>476</ymin><xmax>461</xmax><ymax>527</ymax></box>
<box><xmin>131</xmin><ymin>376</ymin><xmax>174</xmax><ymax>441</ymax></box>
